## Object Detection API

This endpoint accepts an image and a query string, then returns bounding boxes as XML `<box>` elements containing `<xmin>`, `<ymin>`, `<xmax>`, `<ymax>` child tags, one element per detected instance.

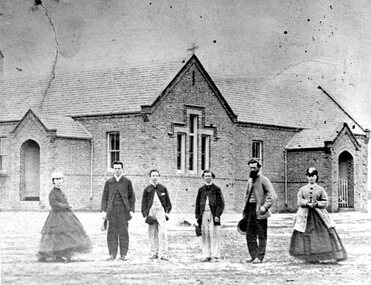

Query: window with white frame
<box><xmin>201</xmin><ymin>135</ymin><xmax>210</xmax><ymax>171</ymax></box>
<box><xmin>189</xmin><ymin>114</ymin><xmax>198</xmax><ymax>172</ymax></box>
<box><xmin>252</xmin><ymin>141</ymin><xmax>263</xmax><ymax>163</ymax></box>
<box><xmin>170</xmin><ymin>106</ymin><xmax>216</xmax><ymax>175</ymax></box>
<box><xmin>107</xmin><ymin>132</ymin><xmax>120</xmax><ymax>169</ymax></box>
<box><xmin>176</xmin><ymin>133</ymin><xmax>186</xmax><ymax>171</ymax></box>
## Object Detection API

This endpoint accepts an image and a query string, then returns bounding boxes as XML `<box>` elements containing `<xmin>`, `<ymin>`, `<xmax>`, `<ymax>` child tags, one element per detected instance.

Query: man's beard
<box><xmin>249</xmin><ymin>170</ymin><xmax>259</xmax><ymax>179</ymax></box>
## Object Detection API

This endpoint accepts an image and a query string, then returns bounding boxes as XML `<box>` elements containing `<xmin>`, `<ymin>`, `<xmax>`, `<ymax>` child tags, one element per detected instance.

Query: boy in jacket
<box><xmin>195</xmin><ymin>170</ymin><xmax>225</xmax><ymax>262</ymax></box>
<box><xmin>141</xmin><ymin>169</ymin><xmax>172</xmax><ymax>261</ymax></box>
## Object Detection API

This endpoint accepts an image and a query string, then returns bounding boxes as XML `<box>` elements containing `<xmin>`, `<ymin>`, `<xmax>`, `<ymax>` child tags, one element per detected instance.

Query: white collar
<box><xmin>114</xmin><ymin>175</ymin><xmax>123</xmax><ymax>181</ymax></box>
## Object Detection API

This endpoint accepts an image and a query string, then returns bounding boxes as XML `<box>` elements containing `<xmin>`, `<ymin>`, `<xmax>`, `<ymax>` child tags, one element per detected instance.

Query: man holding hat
<box><xmin>243</xmin><ymin>159</ymin><xmax>276</xmax><ymax>264</ymax></box>
<box><xmin>101</xmin><ymin>161</ymin><xmax>135</xmax><ymax>261</ymax></box>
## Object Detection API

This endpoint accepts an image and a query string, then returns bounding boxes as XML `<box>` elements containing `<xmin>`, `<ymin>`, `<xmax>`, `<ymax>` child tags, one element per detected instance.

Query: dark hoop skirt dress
<box><xmin>289</xmin><ymin>208</ymin><xmax>347</xmax><ymax>262</ymax></box>
<box><xmin>289</xmin><ymin>183</ymin><xmax>347</xmax><ymax>262</ymax></box>
<box><xmin>38</xmin><ymin>187</ymin><xmax>92</xmax><ymax>259</ymax></box>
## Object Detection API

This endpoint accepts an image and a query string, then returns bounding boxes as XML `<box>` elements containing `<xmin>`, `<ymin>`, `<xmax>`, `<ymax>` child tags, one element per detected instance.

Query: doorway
<box><xmin>338</xmin><ymin>151</ymin><xmax>354</xmax><ymax>208</ymax></box>
<box><xmin>20</xmin><ymin>140</ymin><xmax>40</xmax><ymax>201</ymax></box>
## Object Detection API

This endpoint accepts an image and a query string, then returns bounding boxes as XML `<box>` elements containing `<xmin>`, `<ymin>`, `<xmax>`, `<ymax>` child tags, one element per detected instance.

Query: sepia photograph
<box><xmin>0</xmin><ymin>0</ymin><xmax>370</xmax><ymax>284</ymax></box>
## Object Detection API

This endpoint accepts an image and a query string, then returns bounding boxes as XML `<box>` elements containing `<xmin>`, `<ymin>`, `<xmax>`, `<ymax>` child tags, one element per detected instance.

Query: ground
<box><xmin>1</xmin><ymin>207</ymin><xmax>371</xmax><ymax>285</ymax></box>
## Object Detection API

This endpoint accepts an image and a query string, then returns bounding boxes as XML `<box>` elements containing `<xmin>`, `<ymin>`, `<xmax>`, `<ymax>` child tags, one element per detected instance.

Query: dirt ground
<box><xmin>1</xmin><ymin>207</ymin><xmax>371</xmax><ymax>285</ymax></box>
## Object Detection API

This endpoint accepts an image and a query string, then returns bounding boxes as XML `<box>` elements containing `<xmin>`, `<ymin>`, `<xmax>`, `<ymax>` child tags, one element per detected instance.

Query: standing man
<box><xmin>243</xmin><ymin>159</ymin><xmax>276</xmax><ymax>264</ymax></box>
<box><xmin>141</xmin><ymin>169</ymin><xmax>172</xmax><ymax>261</ymax></box>
<box><xmin>101</xmin><ymin>161</ymin><xmax>136</xmax><ymax>261</ymax></box>
<box><xmin>195</xmin><ymin>170</ymin><xmax>225</xmax><ymax>262</ymax></box>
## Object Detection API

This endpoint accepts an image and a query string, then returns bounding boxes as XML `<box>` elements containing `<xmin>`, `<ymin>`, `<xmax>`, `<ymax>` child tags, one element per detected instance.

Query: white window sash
<box><xmin>177</xmin><ymin>133</ymin><xmax>186</xmax><ymax>172</ymax></box>
<box><xmin>107</xmin><ymin>132</ymin><xmax>120</xmax><ymax>170</ymax></box>
<box><xmin>252</xmin><ymin>141</ymin><xmax>263</xmax><ymax>163</ymax></box>
<box><xmin>201</xmin><ymin>135</ymin><xmax>210</xmax><ymax>171</ymax></box>
<box><xmin>189</xmin><ymin>115</ymin><xmax>198</xmax><ymax>173</ymax></box>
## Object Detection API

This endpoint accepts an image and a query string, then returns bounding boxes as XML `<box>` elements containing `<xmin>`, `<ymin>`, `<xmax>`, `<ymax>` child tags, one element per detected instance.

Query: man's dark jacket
<box><xmin>101</xmin><ymin>176</ymin><xmax>136</xmax><ymax>220</ymax></box>
<box><xmin>141</xmin><ymin>184</ymin><xmax>172</xmax><ymax>217</ymax></box>
<box><xmin>195</xmin><ymin>183</ymin><xmax>225</xmax><ymax>226</ymax></box>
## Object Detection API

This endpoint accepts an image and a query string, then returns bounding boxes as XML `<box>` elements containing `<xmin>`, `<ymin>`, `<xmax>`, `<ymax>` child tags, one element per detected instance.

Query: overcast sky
<box><xmin>1</xmin><ymin>0</ymin><xmax>370</xmax><ymax>129</ymax></box>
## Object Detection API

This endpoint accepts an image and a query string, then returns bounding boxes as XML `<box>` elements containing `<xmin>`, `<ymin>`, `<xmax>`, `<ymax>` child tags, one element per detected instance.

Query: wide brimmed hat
<box><xmin>100</xmin><ymin>219</ymin><xmax>108</xmax><ymax>231</ymax></box>
<box><xmin>237</xmin><ymin>218</ymin><xmax>248</xmax><ymax>235</ymax></box>
<box><xmin>145</xmin><ymin>216</ymin><xmax>157</xmax><ymax>225</ymax></box>
<box><xmin>195</xmin><ymin>224</ymin><xmax>202</xmax><ymax>236</ymax></box>
<box><xmin>51</xmin><ymin>171</ymin><xmax>64</xmax><ymax>179</ymax></box>
<box><xmin>306</xmin><ymin>167</ymin><xmax>318</xmax><ymax>176</ymax></box>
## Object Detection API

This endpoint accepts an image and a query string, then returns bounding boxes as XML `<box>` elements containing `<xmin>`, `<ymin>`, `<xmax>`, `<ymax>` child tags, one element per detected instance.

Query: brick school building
<box><xmin>0</xmin><ymin>54</ymin><xmax>369</xmax><ymax>212</ymax></box>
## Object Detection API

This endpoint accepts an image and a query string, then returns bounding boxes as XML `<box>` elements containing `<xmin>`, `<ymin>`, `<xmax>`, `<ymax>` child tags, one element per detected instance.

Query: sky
<box><xmin>1</xmin><ymin>0</ymin><xmax>370</xmax><ymax>186</ymax></box>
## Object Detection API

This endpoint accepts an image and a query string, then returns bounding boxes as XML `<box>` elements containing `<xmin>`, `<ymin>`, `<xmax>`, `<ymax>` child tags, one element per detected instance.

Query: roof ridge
<box><xmin>211</xmin><ymin>74</ymin><xmax>266</xmax><ymax>81</ymax></box>
<box><xmin>4</xmin><ymin>56</ymin><xmax>189</xmax><ymax>81</ymax></box>
<box><xmin>317</xmin><ymin>86</ymin><xmax>366</xmax><ymax>132</ymax></box>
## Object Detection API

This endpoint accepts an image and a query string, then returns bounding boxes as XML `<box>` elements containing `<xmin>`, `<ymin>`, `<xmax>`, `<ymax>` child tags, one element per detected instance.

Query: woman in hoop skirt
<box><xmin>37</xmin><ymin>171</ymin><xmax>92</xmax><ymax>262</ymax></box>
<box><xmin>289</xmin><ymin>167</ymin><xmax>347</xmax><ymax>263</ymax></box>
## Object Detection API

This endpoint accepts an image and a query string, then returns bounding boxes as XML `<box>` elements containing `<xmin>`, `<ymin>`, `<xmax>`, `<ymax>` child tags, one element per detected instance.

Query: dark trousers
<box><xmin>107</xmin><ymin>204</ymin><xmax>129</xmax><ymax>257</ymax></box>
<box><xmin>244</xmin><ymin>203</ymin><xmax>268</xmax><ymax>260</ymax></box>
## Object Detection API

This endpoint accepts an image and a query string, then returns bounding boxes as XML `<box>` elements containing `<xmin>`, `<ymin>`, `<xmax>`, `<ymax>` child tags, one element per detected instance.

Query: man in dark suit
<box><xmin>101</xmin><ymin>161</ymin><xmax>135</xmax><ymax>261</ymax></box>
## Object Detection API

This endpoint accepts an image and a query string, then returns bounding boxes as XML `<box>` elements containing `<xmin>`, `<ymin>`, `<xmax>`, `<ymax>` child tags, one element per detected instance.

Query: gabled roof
<box><xmin>141</xmin><ymin>55</ymin><xmax>237</xmax><ymax>122</ymax></box>
<box><xmin>0</xmin><ymin>76</ymin><xmax>50</xmax><ymax>122</ymax></box>
<box><xmin>11</xmin><ymin>109</ymin><xmax>92</xmax><ymax>139</ymax></box>
<box><xmin>1</xmin><ymin>58</ymin><xmax>187</xmax><ymax>121</ymax></box>
<box><xmin>0</xmin><ymin>55</ymin><xmax>366</xmax><ymax>136</ymax></box>
<box><xmin>285</xmin><ymin>123</ymin><xmax>360</xmax><ymax>150</ymax></box>
<box><xmin>40</xmin><ymin>59</ymin><xmax>188</xmax><ymax>118</ymax></box>
<box><xmin>213</xmin><ymin>76</ymin><xmax>365</xmax><ymax>135</ymax></box>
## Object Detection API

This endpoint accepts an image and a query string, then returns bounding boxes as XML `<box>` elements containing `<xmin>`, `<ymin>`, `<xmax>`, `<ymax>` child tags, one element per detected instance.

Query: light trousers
<box><xmin>148</xmin><ymin>205</ymin><xmax>168</xmax><ymax>258</ymax></box>
<box><xmin>201</xmin><ymin>210</ymin><xmax>220</xmax><ymax>258</ymax></box>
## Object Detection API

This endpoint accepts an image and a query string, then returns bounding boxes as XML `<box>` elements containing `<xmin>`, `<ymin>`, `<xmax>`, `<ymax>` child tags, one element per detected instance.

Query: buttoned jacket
<box><xmin>101</xmin><ymin>176</ymin><xmax>136</xmax><ymax>220</ymax></box>
<box><xmin>244</xmin><ymin>174</ymin><xmax>277</xmax><ymax>219</ymax></box>
<box><xmin>195</xmin><ymin>183</ymin><xmax>225</xmax><ymax>226</ymax></box>
<box><xmin>294</xmin><ymin>183</ymin><xmax>335</xmax><ymax>230</ymax></box>
<box><xmin>297</xmin><ymin>183</ymin><xmax>328</xmax><ymax>208</ymax></box>
<box><xmin>141</xmin><ymin>183</ymin><xmax>172</xmax><ymax>217</ymax></box>
<box><xmin>49</xmin><ymin>187</ymin><xmax>70</xmax><ymax>211</ymax></box>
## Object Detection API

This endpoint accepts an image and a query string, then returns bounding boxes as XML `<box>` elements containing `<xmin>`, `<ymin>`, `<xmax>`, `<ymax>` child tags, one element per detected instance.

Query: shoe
<box><xmin>149</xmin><ymin>254</ymin><xmax>158</xmax><ymax>259</ymax></box>
<box><xmin>252</xmin><ymin>258</ymin><xmax>263</xmax><ymax>264</ymax></box>
<box><xmin>159</xmin><ymin>256</ymin><xmax>169</xmax><ymax>261</ymax></box>
<box><xmin>307</xmin><ymin>260</ymin><xmax>320</xmax><ymax>264</ymax></box>
<box><xmin>55</xmin><ymin>256</ymin><xmax>65</xmax><ymax>262</ymax></box>
<box><xmin>119</xmin><ymin>255</ymin><xmax>127</xmax><ymax>261</ymax></box>
<box><xmin>65</xmin><ymin>254</ymin><xmax>72</xmax><ymax>263</ymax></box>
<box><xmin>245</xmin><ymin>258</ymin><xmax>255</xmax><ymax>263</ymax></box>
<box><xmin>201</xmin><ymin>257</ymin><xmax>211</xmax><ymax>262</ymax></box>
<box><xmin>106</xmin><ymin>255</ymin><xmax>116</xmax><ymax>261</ymax></box>
<box><xmin>38</xmin><ymin>257</ymin><xmax>47</xmax><ymax>262</ymax></box>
